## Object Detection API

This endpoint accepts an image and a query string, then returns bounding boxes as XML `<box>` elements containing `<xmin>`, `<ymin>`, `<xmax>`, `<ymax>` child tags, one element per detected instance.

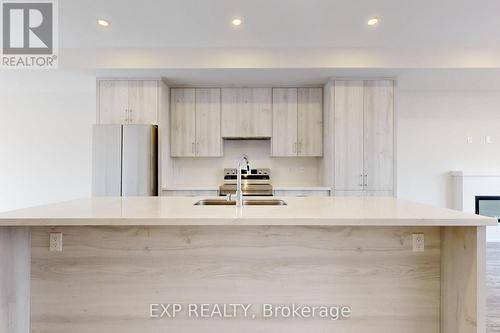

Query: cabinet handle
<box><xmin>196</xmin><ymin>142</ymin><xmax>199</xmax><ymax>155</ymax></box>
<box><xmin>363</xmin><ymin>174</ymin><xmax>368</xmax><ymax>187</ymax></box>
<box><xmin>298</xmin><ymin>142</ymin><xmax>302</xmax><ymax>154</ymax></box>
<box><xmin>128</xmin><ymin>109</ymin><xmax>132</xmax><ymax>123</ymax></box>
<box><xmin>293</xmin><ymin>142</ymin><xmax>297</xmax><ymax>153</ymax></box>
<box><xmin>192</xmin><ymin>142</ymin><xmax>195</xmax><ymax>154</ymax></box>
<box><xmin>359</xmin><ymin>175</ymin><xmax>363</xmax><ymax>187</ymax></box>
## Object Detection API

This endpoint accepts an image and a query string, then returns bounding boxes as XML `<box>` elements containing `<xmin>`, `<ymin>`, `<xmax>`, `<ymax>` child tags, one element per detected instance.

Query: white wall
<box><xmin>397</xmin><ymin>89</ymin><xmax>500</xmax><ymax>208</ymax></box>
<box><xmin>0</xmin><ymin>70</ymin><xmax>96</xmax><ymax>212</ymax></box>
<box><xmin>170</xmin><ymin>140</ymin><xmax>322</xmax><ymax>188</ymax></box>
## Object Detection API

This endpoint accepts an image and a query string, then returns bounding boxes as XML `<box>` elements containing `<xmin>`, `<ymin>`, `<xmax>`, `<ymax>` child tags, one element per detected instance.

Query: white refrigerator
<box><xmin>92</xmin><ymin>124</ymin><xmax>158</xmax><ymax>196</ymax></box>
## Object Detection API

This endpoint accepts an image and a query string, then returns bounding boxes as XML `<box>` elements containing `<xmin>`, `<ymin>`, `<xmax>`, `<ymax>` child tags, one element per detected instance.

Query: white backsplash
<box><xmin>171</xmin><ymin>140</ymin><xmax>322</xmax><ymax>187</ymax></box>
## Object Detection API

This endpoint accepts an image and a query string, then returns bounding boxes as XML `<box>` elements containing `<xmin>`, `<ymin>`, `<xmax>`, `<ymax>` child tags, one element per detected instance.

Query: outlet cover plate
<box><xmin>412</xmin><ymin>233</ymin><xmax>425</xmax><ymax>252</ymax></box>
<box><xmin>49</xmin><ymin>232</ymin><xmax>62</xmax><ymax>252</ymax></box>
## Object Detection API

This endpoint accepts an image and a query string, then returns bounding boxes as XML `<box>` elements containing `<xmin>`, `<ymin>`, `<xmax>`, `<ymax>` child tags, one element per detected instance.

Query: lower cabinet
<box><xmin>334</xmin><ymin>190</ymin><xmax>393</xmax><ymax>197</ymax></box>
<box><xmin>274</xmin><ymin>189</ymin><xmax>331</xmax><ymax>197</ymax></box>
<box><xmin>162</xmin><ymin>189</ymin><xmax>219</xmax><ymax>197</ymax></box>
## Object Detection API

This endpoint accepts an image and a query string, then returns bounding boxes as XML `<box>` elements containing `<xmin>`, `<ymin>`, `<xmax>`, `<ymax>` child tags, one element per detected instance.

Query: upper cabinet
<box><xmin>128</xmin><ymin>81</ymin><xmax>159</xmax><ymax>124</ymax></box>
<box><xmin>195</xmin><ymin>88</ymin><xmax>222</xmax><ymax>157</ymax></box>
<box><xmin>98</xmin><ymin>81</ymin><xmax>129</xmax><ymax>124</ymax></box>
<box><xmin>170</xmin><ymin>88</ymin><xmax>222</xmax><ymax>157</ymax></box>
<box><xmin>97</xmin><ymin>80</ymin><xmax>159</xmax><ymax>125</ymax></box>
<box><xmin>167</xmin><ymin>86</ymin><xmax>324</xmax><ymax>158</ymax></box>
<box><xmin>271</xmin><ymin>87</ymin><xmax>323</xmax><ymax>157</ymax></box>
<box><xmin>272</xmin><ymin>88</ymin><xmax>298</xmax><ymax>156</ymax></box>
<box><xmin>297</xmin><ymin>88</ymin><xmax>323</xmax><ymax>156</ymax></box>
<box><xmin>221</xmin><ymin>88</ymin><xmax>272</xmax><ymax>138</ymax></box>
<box><xmin>333</xmin><ymin>80</ymin><xmax>395</xmax><ymax>193</ymax></box>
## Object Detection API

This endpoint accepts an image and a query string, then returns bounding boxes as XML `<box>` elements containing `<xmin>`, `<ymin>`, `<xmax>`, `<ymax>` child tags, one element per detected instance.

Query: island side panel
<box><xmin>0</xmin><ymin>227</ymin><xmax>31</xmax><ymax>333</ymax></box>
<box><xmin>30</xmin><ymin>226</ymin><xmax>440</xmax><ymax>333</ymax></box>
<box><xmin>441</xmin><ymin>226</ymin><xmax>486</xmax><ymax>333</ymax></box>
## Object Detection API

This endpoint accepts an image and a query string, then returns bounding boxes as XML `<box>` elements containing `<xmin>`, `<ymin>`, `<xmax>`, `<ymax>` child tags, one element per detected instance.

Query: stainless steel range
<box><xmin>219</xmin><ymin>168</ymin><xmax>273</xmax><ymax>196</ymax></box>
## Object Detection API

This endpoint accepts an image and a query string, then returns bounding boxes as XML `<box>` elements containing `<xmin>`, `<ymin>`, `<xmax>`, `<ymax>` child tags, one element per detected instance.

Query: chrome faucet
<box><xmin>236</xmin><ymin>154</ymin><xmax>250</xmax><ymax>207</ymax></box>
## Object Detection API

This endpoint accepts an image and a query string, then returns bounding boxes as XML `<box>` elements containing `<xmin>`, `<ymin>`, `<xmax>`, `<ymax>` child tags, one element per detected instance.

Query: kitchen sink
<box><xmin>194</xmin><ymin>199</ymin><xmax>287</xmax><ymax>206</ymax></box>
<box><xmin>194</xmin><ymin>199</ymin><xmax>234</xmax><ymax>206</ymax></box>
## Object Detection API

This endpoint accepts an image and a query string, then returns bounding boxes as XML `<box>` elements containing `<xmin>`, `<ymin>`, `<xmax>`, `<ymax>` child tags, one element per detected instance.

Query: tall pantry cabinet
<box><xmin>330</xmin><ymin>79</ymin><xmax>395</xmax><ymax>196</ymax></box>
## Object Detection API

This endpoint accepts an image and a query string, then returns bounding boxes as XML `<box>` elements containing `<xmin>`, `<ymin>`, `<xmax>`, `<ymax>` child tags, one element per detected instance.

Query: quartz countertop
<box><xmin>0</xmin><ymin>197</ymin><xmax>496</xmax><ymax>227</ymax></box>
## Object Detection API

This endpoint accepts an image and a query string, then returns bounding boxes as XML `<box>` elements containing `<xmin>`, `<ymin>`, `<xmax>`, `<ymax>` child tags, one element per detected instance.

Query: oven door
<box><xmin>219</xmin><ymin>184</ymin><xmax>273</xmax><ymax>196</ymax></box>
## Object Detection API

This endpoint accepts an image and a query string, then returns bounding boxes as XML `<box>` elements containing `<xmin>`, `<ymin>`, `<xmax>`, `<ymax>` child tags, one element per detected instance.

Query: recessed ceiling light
<box><xmin>97</xmin><ymin>19</ymin><xmax>110</xmax><ymax>27</ymax></box>
<box><xmin>232</xmin><ymin>18</ymin><xmax>242</xmax><ymax>26</ymax></box>
<box><xmin>367</xmin><ymin>17</ymin><xmax>379</xmax><ymax>26</ymax></box>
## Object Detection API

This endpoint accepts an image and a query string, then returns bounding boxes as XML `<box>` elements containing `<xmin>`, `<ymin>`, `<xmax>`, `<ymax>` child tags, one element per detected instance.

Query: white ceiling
<box><xmin>61</xmin><ymin>0</ymin><xmax>500</xmax><ymax>49</ymax></box>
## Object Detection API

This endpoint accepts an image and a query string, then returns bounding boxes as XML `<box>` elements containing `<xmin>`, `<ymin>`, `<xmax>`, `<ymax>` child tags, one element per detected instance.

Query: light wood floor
<box><xmin>488</xmin><ymin>243</ymin><xmax>500</xmax><ymax>332</ymax></box>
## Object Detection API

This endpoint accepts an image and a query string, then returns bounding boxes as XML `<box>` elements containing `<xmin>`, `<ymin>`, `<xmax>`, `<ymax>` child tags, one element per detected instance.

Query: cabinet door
<box><xmin>162</xmin><ymin>190</ymin><xmax>219</xmax><ymax>197</ymax></box>
<box><xmin>98</xmin><ymin>80</ymin><xmax>128</xmax><ymax>124</ymax></box>
<box><xmin>363</xmin><ymin>80</ymin><xmax>394</xmax><ymax>191</ymax></box>
<box><xmin>170</xmin><ymin>88</ymin><xmax>196</xmax><ymax>157</ymax></box>
<box><xmin>272</xmin><ymin>88</ymin><xmax>298</xmax><ymax>156</ymax></box>
<box><xmin>297</xmin><ymin>88</ymin><xmax>323</xmax><ymax>156</ymax></box>
<box><xmin>195</xmin><ymin>88</ymin><xmax>222</xmax><ymax>157</ymax></box>
<box><xmin>128</xmin><ymin>80</ymin><xmax>158</xmax><ymax>125</ymax></box>
<box><xmin>334</xmin><ymin>81</ymin><xmax>364</xmax><ymax>190</ymax></box>
<box><xmin>221</xmin><ymin>88</ymin><xmax>272</xmax><ymax>138</ymax></box>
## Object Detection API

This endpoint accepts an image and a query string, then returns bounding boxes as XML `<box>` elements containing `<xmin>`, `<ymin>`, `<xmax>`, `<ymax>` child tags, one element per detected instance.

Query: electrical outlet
<box><xmin>412</xmin><ymin>233</ymin><xmax>424</xmax><ymax>252</ymax></box>
<box><xmin>49</xmin><ymin>232</ymin><xmax>62</xmax><ymax>252</ymax></box>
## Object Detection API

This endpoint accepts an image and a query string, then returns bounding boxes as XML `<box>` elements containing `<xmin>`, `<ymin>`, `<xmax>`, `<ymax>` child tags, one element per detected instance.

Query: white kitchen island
<box><xmin>0</xmin><ymin>197</ymin><xmax>496</xmax><ymax>333</ymax></box>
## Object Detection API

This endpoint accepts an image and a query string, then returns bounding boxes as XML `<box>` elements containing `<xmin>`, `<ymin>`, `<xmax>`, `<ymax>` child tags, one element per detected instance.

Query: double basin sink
<box><xmin>194</xmin><ymin>199</ymin><xmax>287</xmax><ymax>206</ymax></box>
